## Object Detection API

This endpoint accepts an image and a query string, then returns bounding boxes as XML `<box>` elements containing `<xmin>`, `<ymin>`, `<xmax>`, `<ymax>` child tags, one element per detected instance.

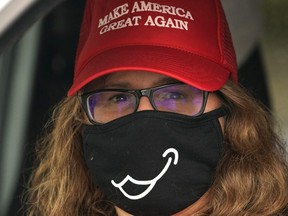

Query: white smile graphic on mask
<box><xmin>111</xmin><ymin>148</ymin><xmax>179</xmax><ymax>200</ymax></box>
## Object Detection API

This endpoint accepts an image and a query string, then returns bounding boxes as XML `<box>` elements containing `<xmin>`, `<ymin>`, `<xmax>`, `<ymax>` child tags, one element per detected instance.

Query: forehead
<box><xmin>84</xmin><ymin>70</ymin><xmax>179</xmax><ymax>91</ymax></box>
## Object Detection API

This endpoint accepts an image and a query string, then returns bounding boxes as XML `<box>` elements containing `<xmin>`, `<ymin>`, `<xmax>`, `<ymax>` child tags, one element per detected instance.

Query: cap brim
<box><xmin>68</xmin><ymin>45</ymin><xmax>230</xmax><ymax>96</ymax></box>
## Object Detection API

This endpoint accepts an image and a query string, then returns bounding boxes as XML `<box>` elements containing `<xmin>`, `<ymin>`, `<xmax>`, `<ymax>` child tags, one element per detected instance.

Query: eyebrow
<box><xmin>104</xmin><ymin>76</ymin><xmax>179</xmax><ymax>89</ymax></box>
<box><xmin>153</xmin><ymin>77</ymin><xmax>180</xmax><ymax>86</ymax></box>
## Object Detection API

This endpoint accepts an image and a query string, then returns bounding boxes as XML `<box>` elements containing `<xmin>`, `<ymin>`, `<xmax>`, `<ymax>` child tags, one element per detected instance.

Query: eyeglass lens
<box><xmin>152</xmin><ymin>84</ymin><xmax>204</xmax><ymax>116</ymax></box>
<box><xmin>86</xmin><ymin>84</ymin><xmax>204</xmax><ymax>123</ymax></box>
<box><xmin>87</xmin><ymin>92</ymin><xmax>137</xmax><ymax>123</ymax></box>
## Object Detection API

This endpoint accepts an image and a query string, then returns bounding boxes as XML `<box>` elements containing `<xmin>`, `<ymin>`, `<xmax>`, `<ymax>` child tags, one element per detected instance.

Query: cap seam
<box><xmin>215</xmin><ymin>0</ymin><xmax>224</xmax><ymax>65</ymax></box>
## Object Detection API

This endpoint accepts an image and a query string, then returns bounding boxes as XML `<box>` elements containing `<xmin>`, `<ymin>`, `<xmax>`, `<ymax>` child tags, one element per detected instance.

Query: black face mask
<box><xmin>82</xmin><ymin>108</ymin><xmax>226</xmax><ymax>216</ymax></box>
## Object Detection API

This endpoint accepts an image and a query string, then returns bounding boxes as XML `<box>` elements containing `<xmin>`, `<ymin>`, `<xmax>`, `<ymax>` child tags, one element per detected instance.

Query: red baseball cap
<box><xmin>68</xmin><ymin>0</ymin><xmax>237</xmax><ymax>96</ymax></box>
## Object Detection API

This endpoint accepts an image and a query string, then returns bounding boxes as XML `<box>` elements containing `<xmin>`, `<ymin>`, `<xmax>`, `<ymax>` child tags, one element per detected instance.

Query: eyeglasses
<box><xmin>80</xmin><ymin>83</ymin><xmax>208</xmax><ymax>124</ymax></box>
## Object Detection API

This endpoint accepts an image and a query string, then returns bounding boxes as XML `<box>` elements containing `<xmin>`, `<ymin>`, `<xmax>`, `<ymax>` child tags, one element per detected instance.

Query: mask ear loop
<box><xmin>214</xmin><ymin>90</ymin><xmax>230</xmax><ymax>115</ymax></box>
<box><xmin>213</xmin><ymin>90</ymin><xmax>231</xmax><ymax>152</ymax></box>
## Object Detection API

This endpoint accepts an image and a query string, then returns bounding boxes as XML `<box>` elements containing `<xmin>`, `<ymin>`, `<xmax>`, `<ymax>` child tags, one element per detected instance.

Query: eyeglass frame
<box><xmin>79</xmin><ymin>82</ymin><xmax>209</xmax><ymax>124</ymax></box>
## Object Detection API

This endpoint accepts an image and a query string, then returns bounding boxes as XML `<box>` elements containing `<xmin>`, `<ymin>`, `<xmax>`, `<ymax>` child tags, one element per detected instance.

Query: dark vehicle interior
<box><xmin>0</xmin><ymin>0</ymin><xmax>84</xmax><ymax>215</ymax></box>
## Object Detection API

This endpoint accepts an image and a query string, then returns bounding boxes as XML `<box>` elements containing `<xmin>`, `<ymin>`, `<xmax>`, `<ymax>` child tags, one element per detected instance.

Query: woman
<box><xmin>25</xmin><ymin>0</ymin><xmax>288</xmax><ymax>215</ymax></box>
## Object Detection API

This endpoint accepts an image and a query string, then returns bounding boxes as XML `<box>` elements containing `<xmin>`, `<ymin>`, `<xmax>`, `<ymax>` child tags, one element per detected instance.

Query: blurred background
<box><xmin>0</xmin><ymin>0</ymin><xmax>287</xmax><ymax>215</ymax></box>
<box><xmin>262</xmin><ymin>0</ymin><xmax>288</xmax><ymax>142</ymax></box>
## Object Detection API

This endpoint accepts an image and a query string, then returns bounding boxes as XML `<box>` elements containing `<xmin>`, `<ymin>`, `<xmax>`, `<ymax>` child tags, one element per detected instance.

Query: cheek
<box><xmin>204</xmin><ymin>93</ymin><xmax>222</xmax><ymax>113</ymax></box>
<box><xmin>82</xmin><ymin>110</ymin><xmax>92</xmax><ymax>124</ymax></box>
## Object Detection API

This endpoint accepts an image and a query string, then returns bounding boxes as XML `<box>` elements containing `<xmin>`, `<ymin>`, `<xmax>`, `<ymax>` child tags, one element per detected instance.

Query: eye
<box><xmin>158</xmin><ymin>91</ymin><xmax>185</xmax><ymax>101</ymax></box>
<box><xmin>109</xmin><ymin>93</ymin><xmax>131</xmax><ymax>103</ymax></box>
<box><xmin>166</xmin><ymin>92</ymin><xmax>184</xmax><ymax>100</ymax></box>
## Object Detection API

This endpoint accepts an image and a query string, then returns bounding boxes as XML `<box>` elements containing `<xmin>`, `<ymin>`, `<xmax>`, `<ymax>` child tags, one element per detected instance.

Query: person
<box><xmin>25</xmin><ymin>0</ymin><xmax>288</xmax><ymax>215</ymax></box>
